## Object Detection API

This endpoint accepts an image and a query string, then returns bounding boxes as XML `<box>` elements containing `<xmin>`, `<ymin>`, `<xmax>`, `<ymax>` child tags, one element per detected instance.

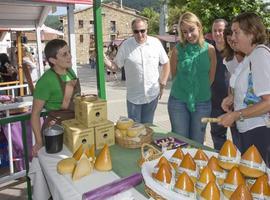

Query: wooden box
<box><xmin>74</xmin><ymin>96</ymin><xmax>107</xmax><ymax>127</ymax></box>
<box><xmin>95</xmin><ymin>120</ymin><xmax>115</xmax><ymax>150</ymax></box>
<box><xmin>62</xmin><ymin>119</ymin><xmax>95</xmax><ymax>153</ymax></box>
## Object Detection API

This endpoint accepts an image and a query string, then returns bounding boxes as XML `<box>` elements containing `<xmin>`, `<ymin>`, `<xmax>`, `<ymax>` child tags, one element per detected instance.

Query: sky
<box><xmin>50</xmin><ymin>4</ymin><xmax>91</xmax><ymax>15</ymax></box>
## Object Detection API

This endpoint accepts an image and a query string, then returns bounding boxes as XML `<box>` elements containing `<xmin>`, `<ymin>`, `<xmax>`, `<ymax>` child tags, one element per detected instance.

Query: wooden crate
<box><xmin>62</xmin><ymin>119</ymin><xmax>95</xmax><ymax>153</ymax></box>
<box><xmin>95</xmin><ymin>120</ymin><xmax>115</xmax><ymax>150</ymax></box>
<box><xmin>74</xmin><ymin>96</ymin><xmax>107</xmax><ymax>127</ymax></box>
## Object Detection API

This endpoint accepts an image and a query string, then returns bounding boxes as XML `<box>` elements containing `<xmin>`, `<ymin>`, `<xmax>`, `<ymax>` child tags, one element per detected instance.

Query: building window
<box><xmin>90</xmin><ymin>20</ymin><xmax>94</xmax><ymax>24</ymax></box>
<box><xmin>80</xmin><ymin>35</ymin><xmax>84</xmax><ymax>43</ymax></box>
<box><xmin>110</xmin><ymin>21</ymin><xmax>116</xmax><ymax>33</ymax></box>
<box><xmin>79</xmin><ymin>20</ymin><xmax>84</xmax><ymax>28</ymax></box>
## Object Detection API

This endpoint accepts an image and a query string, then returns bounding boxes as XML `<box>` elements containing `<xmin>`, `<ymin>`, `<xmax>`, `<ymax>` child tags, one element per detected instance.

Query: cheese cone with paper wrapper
<box><xmin>94</xmin><ymin>144</ymin><xmax>112</xmax><ymax>171</ymax></box>
<box><xmin>250</xmin><ymin>174</ymin><xmax>270</xmax><ymax>198</ymax></box>
<box><xmin>178</xmin><ymin>153</ymin><xmax>198</xmax><ymax>183</ymax></box>
<box><xmin>230</xmin><ymin>184</ymin><xmax>253</xmax><ymax>200</ymax></box>
<box><xmin>194</xmin><ymin>149</ymin><xmax>209</xmax><ymax>170</ymax></box>
<box><xmin>73</xmin><ymin>144</ymin><xmax>84</xmax><ymax>161</ymax></box>
<box><xmin>196</xmin><ymin>165</ymin><xmax>216</xmax><ymax>195</ymax></box>
<box><xmin>72</xmin><ymin>154</ymin><xmax>93</xmax><ymax>181</ymax></box>
<box><xmin>218</xmin><ymin>140</ymin><xmax>240</xmax><ymax>170</ymax></box>
<box><xmin>207</xmin><ymin>156</ymin><xmax>226</xmax><ymax>185</ymax></box>
<box><xmin>116</xmin><ymin>117</ymin><xmax>134</xmax><ymax>130</ymax></box>
<box><xmin>57</xmin><ymin>157</ymin><xmax>77</xmax><ymax>174</ymax></box>
<box><xmin>85</xmin><ymin>144</ymin><xmax>95</xmax><ymax>160</ymax></box>
<box><xmin>152</xmin><ymin>156</ymin><xmax>172</xmax><ymax>177</ymax></box>
<box><xmin>154</xmin><ymin>163</ymin><xmax>172</xmax><ymax>185</ymax></box>
<box><xmin>127</xmin><ymin>123</ymin><xmax>146</xmax><ymax>138</ymax></box>
<box><xmin>174</xmin><ymin>171</ymin><xmax>195</xmax><ymax>198</ymax></box>
<box><xmin>223</xmin><ymin>166</ymin><xmax>246</xmax><ymax>198</ymax></box>
<box><xmin>169</xmin><ymin>148</ymin><xmax>184</xmax><ymax>169</ymax></box>
<box><xmin>200</xmin><ymin>181</ymin><xmax>220</xmax><ymax>200</ymax></box>
<box><xmin>239</xmin><ymin>145</ymin><xmax>266</xmax><ymax>178</ymax></box>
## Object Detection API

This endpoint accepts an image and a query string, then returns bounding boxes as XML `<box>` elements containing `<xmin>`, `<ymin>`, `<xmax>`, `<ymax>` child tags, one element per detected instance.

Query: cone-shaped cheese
<box><xmin>170</xmin><ymin>148</ymin><xmax>184</xmax><ymax>169</ymax></box>
<box><xmin>85</xmin><ymin>144</ymin><xmax>95</xmax><ymax>160</ymax></box>
<box><xmin>154</xmin><ymin>163</ymin><xmax>172</xmax><ymax>184</ymax></box>
<box><xmin>239</xmin><ymin>145</ymin><xmax>265</xmax><ymax>178</ymax></box>
<box><xmin>72</xmin><ymin>154</ymin><xmax>93</xmax><ymax>181</ymax></box>
<box><xmin>94</xmin><ymin>144</ymin><xmax>112</xmax><ymax>171</ymax></box>
<box><xmin>57</xmin><ymin>157</ymin><xmax>76</xmax><ymax>174</ymax></box>
<box><xmin>223</xmin><ymin>166</ymin><xmax>245</xmax><ymax>199</ymax></box>
<box><xmin>230</xmin><ymin>184</ymin><xmax>253</xmax><ymax>200</ymax></box>
<box><xmin>218</xmin><ymin>140</ymin><xmax>239</xmax><ymax>170</ymax></box>
<box><xmin>116</xmin><ymin>117</ymin><xmax>134</xmax><ymax>130</ymax></box>
<box><xmin>175</xmin><ymin>172</ymin><xmax>195</xmax><ymax>193</ymax></box>
<box><xmin>207</xmin><ymin>156</ymin><xmax>226</xmax><ymax>185</ymax></box>
<box><xmin>155</xmin><ymin>156</ymin><xmax>172</xmax><ymax>171</ymax></box>
<box><xmin>180</xmin><ymin>153</ymin><xmax>196</xmax><ymax>171</ymax></box>
<box><xmin>250</xmin><ymin>174</ymin><xmax>270</xmax><ymax>197</ymax></box>
<box><xmin>179</xmin><ymin>153</ymin><xmax>197</xmax><ymax>183</ymax></box>
<box><xmin>196</xmin><ymin>166</ymin><xmax>216</xmax><ymax>195</ymax></box>
<box><xmin>200</xmin><ymin>181</ymin><xmax>220</xmax><ymax>200</ymax></box>
<box><xmin>73</xmin><ymin>144</ymin><xmax>84</xmax><ymax>161</ymax></box>
<box><xmin>194</xmin><ymin>149</ymin><xmax>209</xmax><ymax>162</ymax></box>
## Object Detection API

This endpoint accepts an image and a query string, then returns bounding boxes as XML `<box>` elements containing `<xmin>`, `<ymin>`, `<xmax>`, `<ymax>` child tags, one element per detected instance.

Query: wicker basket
<box><xmin>145</xmin><ymin>185</ymin><xmax>167</xmax><ymax>200</ymax></box>
<box><xmin>116</xmin><ymin>127</ymin><xmax>153</xmax><ymax>149</ymax></box>
<box><xmin>137</xmin><ymin>143</ymin><xmax>162</xmax><ymax>167</ymax></box>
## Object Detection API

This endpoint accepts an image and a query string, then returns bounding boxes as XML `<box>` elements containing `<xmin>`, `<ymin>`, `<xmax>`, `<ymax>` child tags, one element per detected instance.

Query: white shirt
<box><xmin>231</xmin><ymin>45</ymin><xmax>270</xmax><ymax>132</ymax></box>
<box><xmin>223</xmin><ymin>56</ymin><xmax>239</xmax><ymax>75</ymax></box>
<box><xmin>23</xmin><ymin>56</ymin><xmax>39</xmax><ymax>82</ymax></box>
<box><xmin>115</xmin><ymin>36</ymin><xmax>169</xmax><ymax>104</ymax></box>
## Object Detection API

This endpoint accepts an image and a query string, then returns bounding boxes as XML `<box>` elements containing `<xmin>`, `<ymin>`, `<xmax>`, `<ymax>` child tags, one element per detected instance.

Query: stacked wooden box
<box><xmin>62</xmin><ymin>95</ymin><xmax>115</xmax><ymax>153</ymax></box>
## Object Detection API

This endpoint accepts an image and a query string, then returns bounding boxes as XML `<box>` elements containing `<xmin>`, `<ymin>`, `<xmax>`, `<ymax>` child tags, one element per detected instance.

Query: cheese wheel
<box><xmin>116</xmin><ymin>117</ymin><xmax>134</xmax><ymax>130</ymax></box>
<box><xmin>127</xmin><ymin>123</ymin><xmax>145</xmax><ymax>138</ymax></box>
<box><xmin>57</xmin><ymin>157</ymin><xmax>76</xmax><ymax>175</ymax></box>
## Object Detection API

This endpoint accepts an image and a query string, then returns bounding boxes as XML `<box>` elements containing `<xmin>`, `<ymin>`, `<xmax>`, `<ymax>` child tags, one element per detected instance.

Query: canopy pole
<box><xmin>17</xmin><ymin>32</ymin><xmax>24</xmax><ymax>96</ymax></box>
<box><xmin>93</xmin><ymin>0</ymin><xmax>106</xmax><ymax>99</ymax></box>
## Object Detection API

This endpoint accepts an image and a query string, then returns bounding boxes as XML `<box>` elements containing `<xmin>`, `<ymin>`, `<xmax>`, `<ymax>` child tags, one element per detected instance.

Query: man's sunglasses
<box><xmin>133</xmin><ymin>29</ymin><xmax>146</xmax><ymax>34</ymax></box>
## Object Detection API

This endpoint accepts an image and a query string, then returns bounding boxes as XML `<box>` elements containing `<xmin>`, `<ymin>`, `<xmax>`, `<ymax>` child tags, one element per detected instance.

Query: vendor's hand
<box><xmin>32</xmin><ymin>143</ymin><xmax>43</xmax><ymax>157</ymax></box>
<box><xmin>221</xmin><ymin>95</ymin><xmax>234</xmax><ymax>112</ymax></box>
<box><xmin>218</xmin><ymin>111</ymin><xmax>239</xmax><ymax>128</ymax></box>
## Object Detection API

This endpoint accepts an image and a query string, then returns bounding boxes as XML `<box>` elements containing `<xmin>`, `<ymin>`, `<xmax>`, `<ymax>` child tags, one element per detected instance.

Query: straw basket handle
<box><xmin>141</xmin><ymin>143</ymin><xmax>162</xmax><ymax>162</ymax></box>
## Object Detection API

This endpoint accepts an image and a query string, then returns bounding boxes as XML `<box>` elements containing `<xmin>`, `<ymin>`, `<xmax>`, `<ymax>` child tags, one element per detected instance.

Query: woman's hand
<box><xmin>222</xmin><ymin>95</ymin><xmax>234</xmax><ymax>112</ymax></box>
<box><xmin>218</xmin><ymin>111</ymin><xmax>239</xmax><ymax>127</ymax></box>
<box><xmin>32</xmin><ymin>142</ymin><xmax>43</xmax><ymax>157</ymax></box>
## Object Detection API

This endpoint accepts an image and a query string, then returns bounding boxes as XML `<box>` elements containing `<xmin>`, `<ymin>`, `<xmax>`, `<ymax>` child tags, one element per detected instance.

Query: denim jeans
<box><xmin>127</xmin><ymin>96</ymin><xmax>158</xmax><ymax>124</ymax></box>
<box><xmin>168</xmin><ymin>95</ymin><xmax>211</xmax><ymax>144</ymax></box>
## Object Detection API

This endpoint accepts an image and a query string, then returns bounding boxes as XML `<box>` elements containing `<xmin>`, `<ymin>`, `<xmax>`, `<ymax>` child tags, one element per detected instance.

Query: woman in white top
<box><xmin>221</xmin><ymin>25</ymin><xmax>245</xmax><ymax>152</ymax></box>
<box><xmin>219</xmin><ymin>12</ymin><xmax>270</xmax><ymax>165</ymax></box>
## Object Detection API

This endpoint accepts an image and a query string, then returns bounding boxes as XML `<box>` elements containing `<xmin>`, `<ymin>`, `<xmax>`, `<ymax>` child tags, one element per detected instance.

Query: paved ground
<box><xmin>0</xmin><ymin>64</ymin><xmax>226</xmax><ymax>199</ymax></box>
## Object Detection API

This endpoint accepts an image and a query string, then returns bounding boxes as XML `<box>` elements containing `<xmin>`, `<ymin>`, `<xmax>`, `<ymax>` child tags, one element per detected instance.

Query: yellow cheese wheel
<box><xmin>57</xmin><ymin>157</ymin><xmax>77</xmax><ymax>175</ymax></box>
<box><xmin>127</xmin><ymin>123</ymin><xmax>145</xmax><ymax>137</ymax></box>
<box><xmin>116</xmin><ymin>117</ymin><xmax>134</xmax><ymax>130</ymax></box>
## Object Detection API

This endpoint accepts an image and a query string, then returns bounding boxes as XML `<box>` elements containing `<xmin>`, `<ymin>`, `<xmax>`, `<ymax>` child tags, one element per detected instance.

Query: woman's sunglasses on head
<box><xmin>133</xmin><ymin>29</ymin><xmax>146</xmax><ymax>34</ymax></box>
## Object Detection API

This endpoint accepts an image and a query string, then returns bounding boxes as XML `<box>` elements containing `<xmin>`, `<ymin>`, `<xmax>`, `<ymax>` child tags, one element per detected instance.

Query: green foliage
<box><xmin>45</xmin><ymin>15</ymin><xmax>62</xmax><ymax>30</ymax></box>
<box><xmin>141</xmin><ymin>7</ymin><xmax>159</xmax><ymax>35</ymax></box>
<box><xmin>168</xmin><ymin>0</ymin><xmax>270</xmax><ymax>33</ymax></box>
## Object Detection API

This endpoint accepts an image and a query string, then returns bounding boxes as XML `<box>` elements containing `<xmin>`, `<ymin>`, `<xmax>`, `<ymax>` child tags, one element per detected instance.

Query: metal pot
<box><xmin>43</xmin><ymin>124</ymin><xmax>64</xmax><ymax>154</ymax></box>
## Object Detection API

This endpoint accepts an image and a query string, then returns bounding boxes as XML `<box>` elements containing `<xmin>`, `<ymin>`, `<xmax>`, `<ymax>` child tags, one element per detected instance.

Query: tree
<box><xmin>141</xmin><ymin>7</ymin><xmax>160</xmax><ymax>35</ymax></box>
<box><xmin>168</xmin><ymin>0</ymin><xmax>270</xmax><ymax>33</ymax></box>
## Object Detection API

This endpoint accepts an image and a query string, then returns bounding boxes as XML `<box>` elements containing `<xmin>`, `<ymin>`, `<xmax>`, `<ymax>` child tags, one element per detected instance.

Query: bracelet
<box><xmin>238</xmin><ymin>110</ymin><xmax>245</xmax><ymax>122</ymax></box>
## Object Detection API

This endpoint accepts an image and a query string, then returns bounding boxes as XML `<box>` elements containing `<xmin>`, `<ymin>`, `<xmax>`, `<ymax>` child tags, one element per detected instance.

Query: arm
<box><xmin>159</xmin><ymin>61</ymin><xmax>170</xmax><ymax>99</ymax></box>
<box><xmin>104</xmin><ymin>54</ymin><xmax>118</xmax><ymax>71</ymax></box>
<box><xmin>218</xmin><ymin>94</ymin><xmax>270</xmax><ymax>127</ymax></box>
<box><xmin>31</xmin><ymin>99</ymin><xmax>45</xmax><ymax>156</ymax></box>
<box><xmin>208</xmin><ymin>44</ymin><xmax>217</xmax><ymax>85</ymax></box>
<box><xmin>170</xmin><ymin>47</ymin><xmax>178</xmax><ymax>78</ymax></box>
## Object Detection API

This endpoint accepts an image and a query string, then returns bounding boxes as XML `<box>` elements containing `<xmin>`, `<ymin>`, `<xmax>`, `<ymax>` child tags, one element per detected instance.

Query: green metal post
<box><xmin>93</xmin><ymin>0</ymin><xmax>106</xmax><ymax>99</ymax></box>
<box><xmin>21</xmin><ymin>121</ymin><xmax>32</xmax><ymax>200</ymax></box>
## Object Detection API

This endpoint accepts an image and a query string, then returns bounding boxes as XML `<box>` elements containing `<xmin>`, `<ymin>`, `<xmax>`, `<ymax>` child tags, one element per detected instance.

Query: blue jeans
<box><xmin>168</xmin><ymin>95</ymin><xmax>211</xmax><ymax>144</ymax></box>
<box><xmin>127</xmin><ymin>96</ymin><xmax>158</xmax><ymax>124</ymax></box>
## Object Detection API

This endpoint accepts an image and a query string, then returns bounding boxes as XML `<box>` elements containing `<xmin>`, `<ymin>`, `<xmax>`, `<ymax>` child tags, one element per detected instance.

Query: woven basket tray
<box><xmin>145</xmin><ymin>185</ymin><xmax>166</xmax><ymax>200</ymax></box>
<box><xmin>115</xmin><ymin>127</ymin><xmax>153</xmax><ymax>149</ymax></box>
<box><xmin>137</xmin><ymin>143</ymin><xmax>162</xmax><ymax>167</ymax></box>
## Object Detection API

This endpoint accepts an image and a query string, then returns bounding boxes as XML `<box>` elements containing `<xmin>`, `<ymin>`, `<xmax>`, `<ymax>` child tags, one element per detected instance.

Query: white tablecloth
<box><xmin>29</xmin><ymin>146</ymin><xmax>148</xmax><ymax>200</ymax></box>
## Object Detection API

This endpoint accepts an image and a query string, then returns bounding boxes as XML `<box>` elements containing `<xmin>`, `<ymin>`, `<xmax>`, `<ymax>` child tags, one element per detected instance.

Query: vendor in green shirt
<box><xmin>31</xmin><ymin>39</ymin><xmax>81</xmax><ymax>157</ymax></box>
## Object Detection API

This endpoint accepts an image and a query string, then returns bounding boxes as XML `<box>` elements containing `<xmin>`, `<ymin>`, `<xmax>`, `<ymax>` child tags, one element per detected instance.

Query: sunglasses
<box><xmin>133</xmin><ymin>29</ymin><xmax>146</xmax><ymax>34</ymax></box>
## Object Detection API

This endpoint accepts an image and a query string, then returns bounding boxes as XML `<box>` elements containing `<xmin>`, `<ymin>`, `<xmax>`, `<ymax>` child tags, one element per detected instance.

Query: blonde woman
<box><xmin>168</xmin><ymin>12</ymin><xmax>216</xmax><ymax>144</ymax></box>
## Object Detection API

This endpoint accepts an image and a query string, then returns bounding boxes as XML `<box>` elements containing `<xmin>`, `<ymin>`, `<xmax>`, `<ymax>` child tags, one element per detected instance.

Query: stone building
<box><xmin>61</xmin><ymin>2</ymin><xmax>147</xmax><ymax>64</ymax></box>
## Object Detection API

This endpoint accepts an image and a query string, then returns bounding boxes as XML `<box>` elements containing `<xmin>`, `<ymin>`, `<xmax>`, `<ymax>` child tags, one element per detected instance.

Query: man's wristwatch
<box><xmin>238</xmin><ymin>110</ymin><xmax>245</xmax><ymax>122</ymax></box>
